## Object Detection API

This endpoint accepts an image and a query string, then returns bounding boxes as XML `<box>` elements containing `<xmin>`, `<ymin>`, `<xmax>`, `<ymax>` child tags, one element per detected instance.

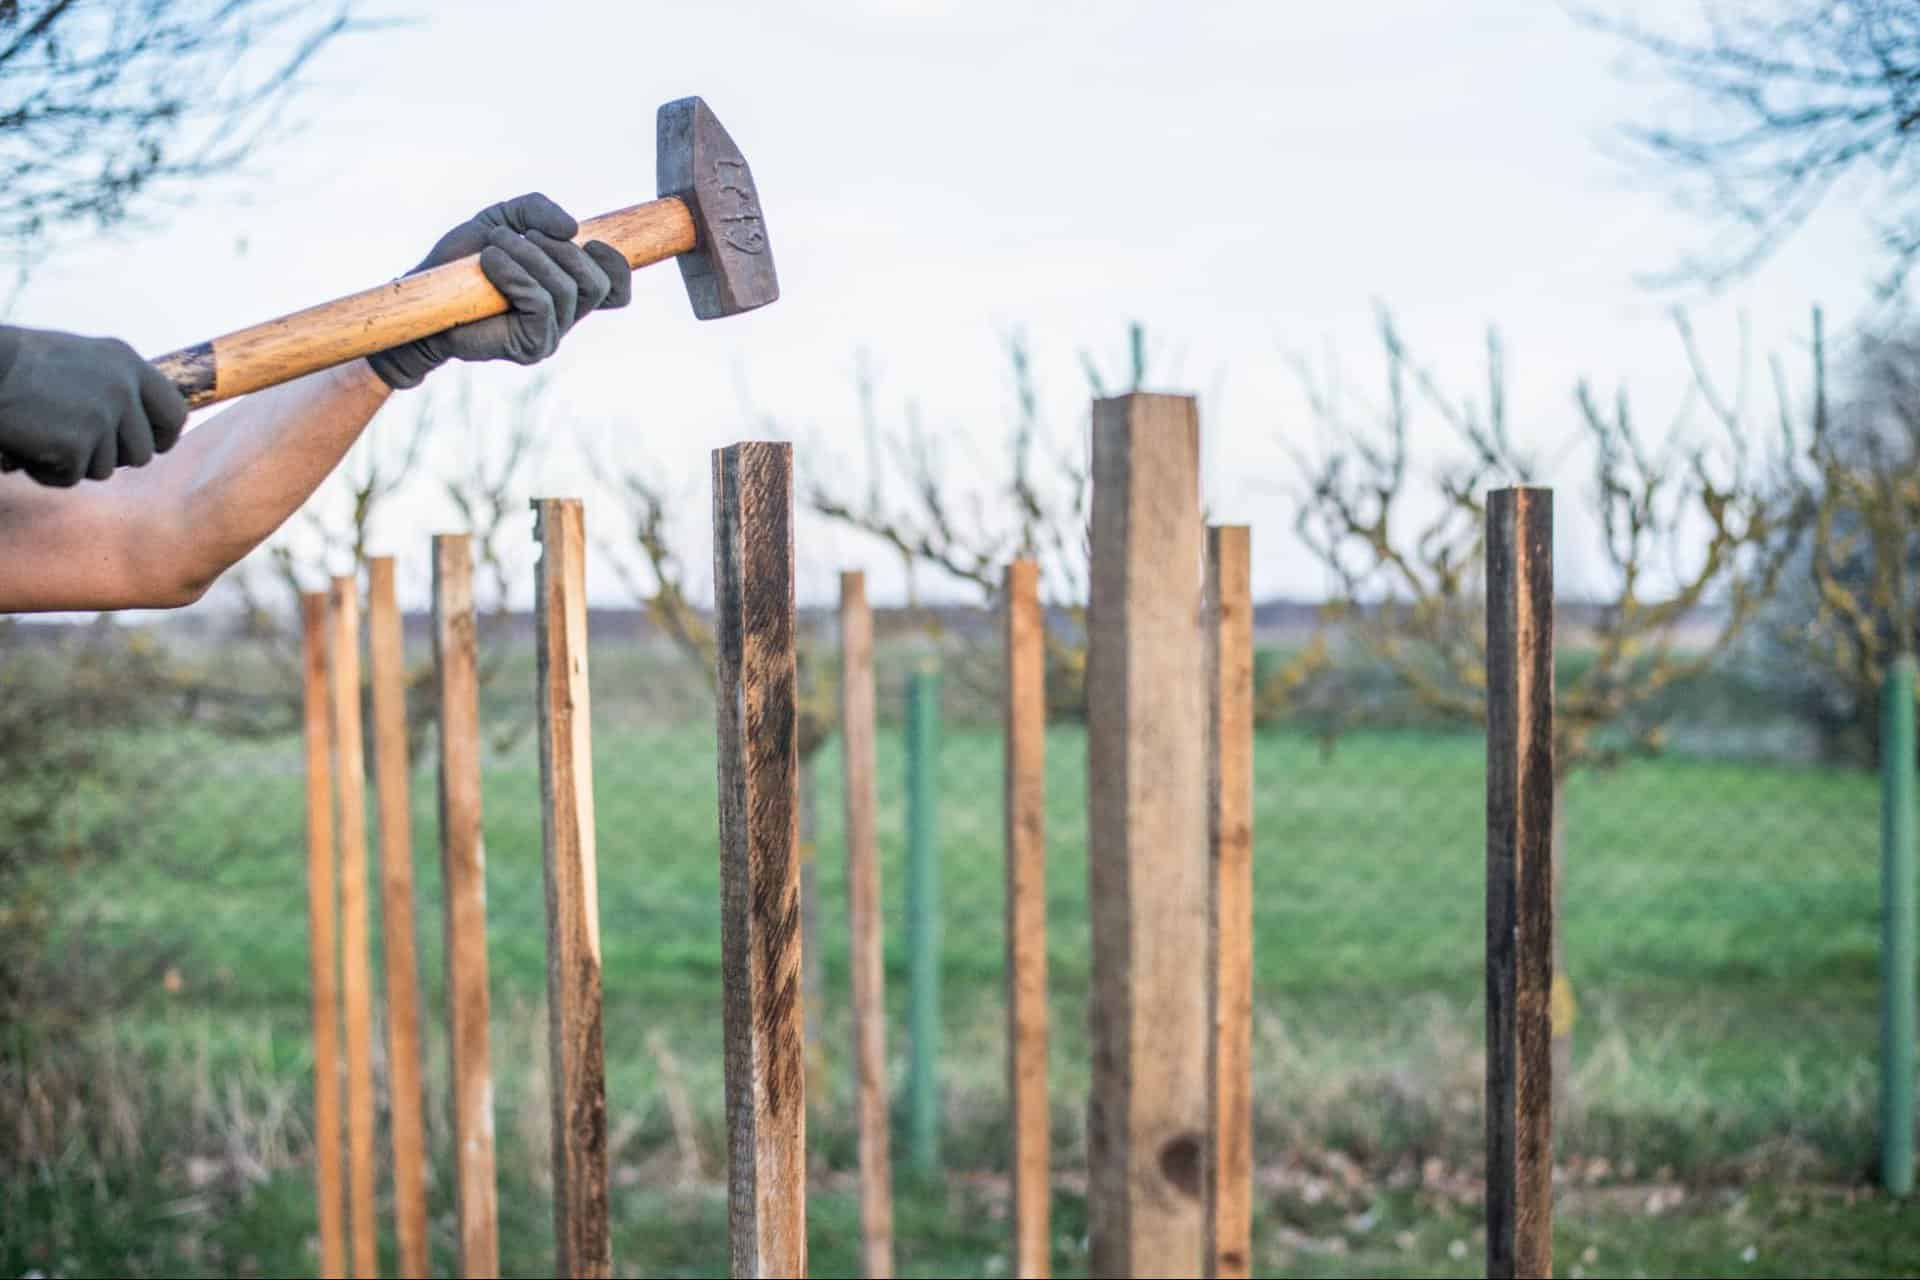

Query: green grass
<box><xmin>6</xmin><ymin>720</ymin><xmax>1914</xmax><ymax>1277</ymax></box>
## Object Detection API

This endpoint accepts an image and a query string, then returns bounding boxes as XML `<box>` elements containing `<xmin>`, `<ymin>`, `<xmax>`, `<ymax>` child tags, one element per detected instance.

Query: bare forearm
<box><xmin>0</xmin><ymin>359</ymin><xmax>391</xmax><ymax>613</ymax></box>
<box><xmin>162</xmin><ymin>359</ymin><xmax>392</xmax><ymax>587</ymax></box>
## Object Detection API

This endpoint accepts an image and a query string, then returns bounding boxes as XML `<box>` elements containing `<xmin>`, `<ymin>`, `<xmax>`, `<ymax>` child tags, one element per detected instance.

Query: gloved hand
<box><xmin>0</xmin><ymin>326</ymin><xmax>190</xmax><ymax>487</ymax></box>
<box><xmin>368</xmin><ymin>193</ymin><xmax>633</xmax><ymax>390</ymax></box>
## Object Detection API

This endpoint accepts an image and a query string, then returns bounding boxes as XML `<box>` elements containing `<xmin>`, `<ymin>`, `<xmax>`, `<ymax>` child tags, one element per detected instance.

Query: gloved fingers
<box><xmin>116</xmin><ymin>406</ymin><xmax>153</xmax><ymax>469</ymax></box>
<box><xmin>27</xmin><ymin>450</ymin><xmax>81</xmax><ymax>488</ymax></box>
<box><xmin>134</xmin><ymin>358</ymin><xmax>189</xmax><ymax>455</ymax></box>
<box><xmin>583</xmin><ymin>241</ymin><xmax>634</xmax><ymax>310</ymax></box>
<box><xmin>481</xmin><ymin>192</ymin><xmax>579</xmax><ymax>242</ymax></box>
<box><xmin>488</xmin><ymin>227</ymin><xmax>581</xmax><ymax>335</ymax></box>
<box><xmin>420</xmin><ymin>221</ymin><xmax>491</xmax><ymax>267</ymax></box>
<box><xmin>528</xmin><ymin>230</ymin><xmax>613</xmax><ymax>318</ymax></box>
<box><xmin>86</xmin><ymin>428</ymin><xmax>117</xmax><ymax>482</ymax></box>
<box><xmin>476</xmin><ymin>243</ymin><xmax>559</xmax><ymax>364</ymax></box>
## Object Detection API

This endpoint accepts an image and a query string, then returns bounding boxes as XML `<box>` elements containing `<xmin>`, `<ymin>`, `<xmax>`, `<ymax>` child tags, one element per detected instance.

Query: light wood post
<box><xmin>532</xmin><ymin>499</ymin><xmax>612</xmax><ymax>1279</ymax></box>
<box><xmin>1085</xmin><ymin>393</ymin><xmax>1208</xmax><ymax>1278</ymax></box>
<box><xmin>433</xmin><ymin>534</ymin><xmax>499</xmax><ymax>1278</ymax></box>
<box><xmin>301</xmin><ymin>593</ymin><xmax>347</xmax><ymax>1280</ymax></box>
<box><xmin>840</xmin><ymin>570</ymin><xmax>895</xmax><ymax>1278</ymax></box>
<box><xmin>327</xmin><ymin>575</ymin><xmax>379</xmax><ymax>1280</ymax></box>
<box><xmin>1485</xmin><ymin>486</ymin><xmax>1554</xmax><ymax>1280</ymax></box>
<box><xmin>367</xmin><ymin>557</ymin><xmax>430</xmax><ymax>1278</ymax></box>
<box><xmin>1004</xmin><ymin>558</ymin><xmax>1050</xmax><ymax>1280</ymax></box>
<box><xmin>1204</xmin><ymin>526</ymin><xmax>1254</xmax><ymax>1280</ymax></box>
<box><xmin>712</xmin><ymin>443</ymin><xmax>807</xmax><ymax>1279</ymax></box>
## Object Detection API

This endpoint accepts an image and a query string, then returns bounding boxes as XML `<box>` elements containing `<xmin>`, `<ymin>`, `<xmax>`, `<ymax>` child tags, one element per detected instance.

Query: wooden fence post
<box><xmin>1485</xmin><ymin>486</ymin><xmax>1555</xmax><ymax>1280</ymax></box>
<box><xmin>532</xmin><ymin>498</ymin><xmax>612</xmax><ymax>1279</ymax></box>
<box><xmin>840</xmin><ymin>570</ymin><xmax>895</xmax><ymax>1278</ymax></box>
<box><xmin>434</xmin><ymin>534</ymin><xmax>500</xmax><ymax>1278</ymax></box>
<box><xmin>367</xmin><ymin>557</ymin><xmax>430</xmax><ymax>1278</ymax></box>
<box><xmin>1004</xmin><ymin>558</ymin><xmax>1050</xmax><ymax>1280</ymax></box>
<box><xmin>301</xmin><ymin>593</ymin><xmax>347</xmax><ymax>1280</ymax></box>
<box><xmin>1204</xmin><ymin>526</ymin><xmax>1254</xmax><ymax>1280</ymax></box>
<box><xmin>327</xmin><ymin>575</ymin><xmax>379</xmax><ymax>1280</ymax></box>
<box><xmin>1086</xmin><ymin>393</ymin><xmax>1208</xmax><ymax>1278</ymax></box>
<box><xmin>712</xmin><ymin>442</ymin><xmax>807</xmax><ymax>1279</ymax></box>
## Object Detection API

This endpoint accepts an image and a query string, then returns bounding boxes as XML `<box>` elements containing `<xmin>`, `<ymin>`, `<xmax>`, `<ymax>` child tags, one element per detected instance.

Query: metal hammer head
<box><xmin>657</xmin><ymin>97</ymin><xmax>779</xmax><ymax>320</ymax></box>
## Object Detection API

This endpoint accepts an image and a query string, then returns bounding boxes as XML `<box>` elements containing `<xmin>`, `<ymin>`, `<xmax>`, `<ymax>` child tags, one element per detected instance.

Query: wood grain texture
<box><xmin>327</xmin><ymin>577</ymin><xmax>379</xmax><ymax>1280</ymax></box>
<box><xmin>433</xmin><ymin>535</ymin><xmax>499</xmax><ymax>1279</ymax></box>
<box><xmin>712</xmin><ymin>443</ymin><xmax>807</xmax><ymax>1279</ymax></box>
<box><xmin>367</xmin><ymin>558</ymin><xmax>430</xmax><ymax>1279</ymax></box>
<box><xmin>301</xmin><ymin>593</ymin><xmax>347</xmax><ymax>1280</ymax></box>
<box><xmin>151</xmin><ymin>197</ymin><xmax>696</xmax><ymax>408</ymax></box>
<box><xmin>1004</xmin><ymin>559</ymin><xmax>1051</xmax><ymax>1280</ymax></box>
<box><xmin>1204</xmin><ymin>527</ymin><xmax>1254</xmax><ymax>1280</ymax></box>
<box><xmin>839</xmin><ymin>571</ymin><xmax>895</xmax><ymax>1279</ymax></box>
<box><xmin>1485</xmin><ymin>487</ymin><xmax>1555</xmax><ymax>1280</ymax></box>
<box><xmin>1085</xmin><ymin>394</ymin><xmax>1209</xmax><ymax>1279</ymax></box>
<box><xmin>532</xmin><ymin>500</ymin><xmax>612</xmax><ymax>1280</ymax></box>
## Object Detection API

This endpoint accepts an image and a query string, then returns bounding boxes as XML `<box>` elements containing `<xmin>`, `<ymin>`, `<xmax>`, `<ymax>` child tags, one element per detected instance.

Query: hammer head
<box><xmin>657</xmin><ymin>97</ymin><xmax>780</xmax><ymax>320</ymax></box>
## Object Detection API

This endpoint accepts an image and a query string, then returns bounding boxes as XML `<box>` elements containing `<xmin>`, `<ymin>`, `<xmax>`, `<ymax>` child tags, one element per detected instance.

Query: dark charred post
<box><xmin>532</xmin><ymin>498</ymin><xmax>612</xmax><ymax>1280</ymax></box>
<box><xmin>1086</xmin><ymin>393</ymin><xmax>1209</xmax><ymax>1278</ymax></box>
<box><xmin>434</xmin><ymin>534</ymin><xmax>499</xmax><ymax>1279</ymax></box>
<box><xmin>1485</xmin><ymin>486</ymin><xmax>1555</xmax><ymax>1280</ymax></box>
<box><xmin>712</xmin><ymin>443</ymin><xmax>807</xmax><ymax>1278</ymax></box>
<box><xmin>1004</xmin><ymin>558</ymin><xmax>1050</xmax><ymax>1280</ymax></box>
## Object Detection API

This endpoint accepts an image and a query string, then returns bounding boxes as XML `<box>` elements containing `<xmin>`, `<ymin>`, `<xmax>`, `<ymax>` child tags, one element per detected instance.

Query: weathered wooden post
<box><xmin>1086</xmin><ymin>393</ymin><xmax>1208</xmax><ymax>1278</ymax></box>
<box><xmin>532</xmin><ymin>498</ymin><xmax>612</xmax><ymax>1279</ymax></box>
<box><xmin>840</xmin><ymin>569</ymin><xmax>895</xmax><ymax>1278</ymax></box>
<box><xmin>434</xmin><ymin>533</ymin><xmax>500</xmax><ymax>1277</ymax></box>
<box><xmin>712</xmin><ymin>443</ymin><xmax>807</xmax><ymax>1278</ymax></box>
<box><xmin>1204</xmin><ymin>526</ymin><xmax>1253</xmax><ymax>1280</ymax></box>
<box><xmin>300</xmin><ymin>593</ymin><xmax>347</xmax><ymax>1280</ymax></box>
<box><xmin>367</xmin><ymin>556</ymin><xmax>430</xmax><ymax>1278</ymax></box>
<box><xmin>1003</xmin><ymin>558</ymin><xmax>1050</xmax><ymax>1280</ymax></box>
<box><xmin>326</xmin><ymin>574</ymin><xmax>379</xmax><ymax>1280</ymax></box>
<box><xmin>1485</xmin><ymin>486</ymin><xmax>1555</xmax><ymax>1280</ymax></box>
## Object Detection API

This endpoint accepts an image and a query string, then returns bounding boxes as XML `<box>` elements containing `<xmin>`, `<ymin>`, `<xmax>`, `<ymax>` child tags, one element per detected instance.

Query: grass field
<box><xmin>6</xmin><ymin>714</ymin><xmax>1917</xmax><ymax>1277</ymax></box>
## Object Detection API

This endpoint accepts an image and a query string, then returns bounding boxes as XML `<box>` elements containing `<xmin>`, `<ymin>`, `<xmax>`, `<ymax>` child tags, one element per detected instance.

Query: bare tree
<box><xmin>1586</xmin><ymin>1</ymin><xmax>1920</xmax><ymax>293</ymax></box>
<box><xmin>1752</xmin><ymin>307</ymin><xmax>1920</xmax><ymax>761</ymax></box>
<box><xmin>807</xmin><ymin>330</ymin><xmax>1107</xmax><ymax>716</ymax></box>
<box><xmin>1291</xmin><ymin>306</ymin><xmax>1797</xmax><ymax>766</ymax></box>
<box><xmin>0</xmin><ymin>1</ymin><xmax>372</xmax><ymax>267</ymax></box>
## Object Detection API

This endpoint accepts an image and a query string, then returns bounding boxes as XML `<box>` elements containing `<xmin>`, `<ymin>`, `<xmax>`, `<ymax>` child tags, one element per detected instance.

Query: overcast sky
<box><xmin>12</xmin><ymin>0</ymin><xmax>1882</xmax><ymax>609</ymax></box>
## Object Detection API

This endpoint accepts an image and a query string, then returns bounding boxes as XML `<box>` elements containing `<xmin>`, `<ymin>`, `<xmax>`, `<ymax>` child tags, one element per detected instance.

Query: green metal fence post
<box><xmin>1883</xmin><ymin>653</ymin><xmax>1916</xmax><ymax>1197</ymax></box>
<box><xmin>906</xmin><ymin>664</ymin><xmax>942</xmax><ymax>1176</ymax></box>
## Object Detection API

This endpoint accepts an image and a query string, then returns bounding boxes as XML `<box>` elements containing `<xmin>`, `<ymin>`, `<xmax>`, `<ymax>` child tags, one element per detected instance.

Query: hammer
<box><xmin>147</xmin><ymin>96</ymin><xmax>776</xmax><ymax>411</ymax></box>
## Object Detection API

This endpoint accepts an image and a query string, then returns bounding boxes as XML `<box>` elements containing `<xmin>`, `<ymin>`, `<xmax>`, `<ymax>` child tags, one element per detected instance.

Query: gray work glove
<box><xmin>0</xmin><ymin>326</ymin><xmax>190</xmax><ymax>487</ymax></box>
<box><xmin>368</xmin><ymin>193</ymin><xmax>633</xmax><ymax>390</ymax></box>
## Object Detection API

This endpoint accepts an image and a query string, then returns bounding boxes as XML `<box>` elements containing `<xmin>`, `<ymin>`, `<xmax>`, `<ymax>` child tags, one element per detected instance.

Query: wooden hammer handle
<box><xmin>149</xmin><ymin>195</ymin><xmax>697</xmax><ymax>411</ymax></box>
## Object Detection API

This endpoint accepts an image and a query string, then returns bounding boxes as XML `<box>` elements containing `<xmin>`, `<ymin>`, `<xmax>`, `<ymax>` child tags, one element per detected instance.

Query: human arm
<box><xmin>0</xmin><ymin>359</ymin><xmax>392</xmax><ymax>612</ymax></box>
<box><xmin>0</xmin><ymin>193</ymin><xmax>632</xmax><ymax>613</ymax></box>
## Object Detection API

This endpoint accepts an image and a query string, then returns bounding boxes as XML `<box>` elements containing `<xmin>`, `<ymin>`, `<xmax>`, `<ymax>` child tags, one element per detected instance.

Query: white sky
<box><xmin>11</xmin><ymin>0</ymin><xmax>1883</xmax><ymax>610</ymax></box>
